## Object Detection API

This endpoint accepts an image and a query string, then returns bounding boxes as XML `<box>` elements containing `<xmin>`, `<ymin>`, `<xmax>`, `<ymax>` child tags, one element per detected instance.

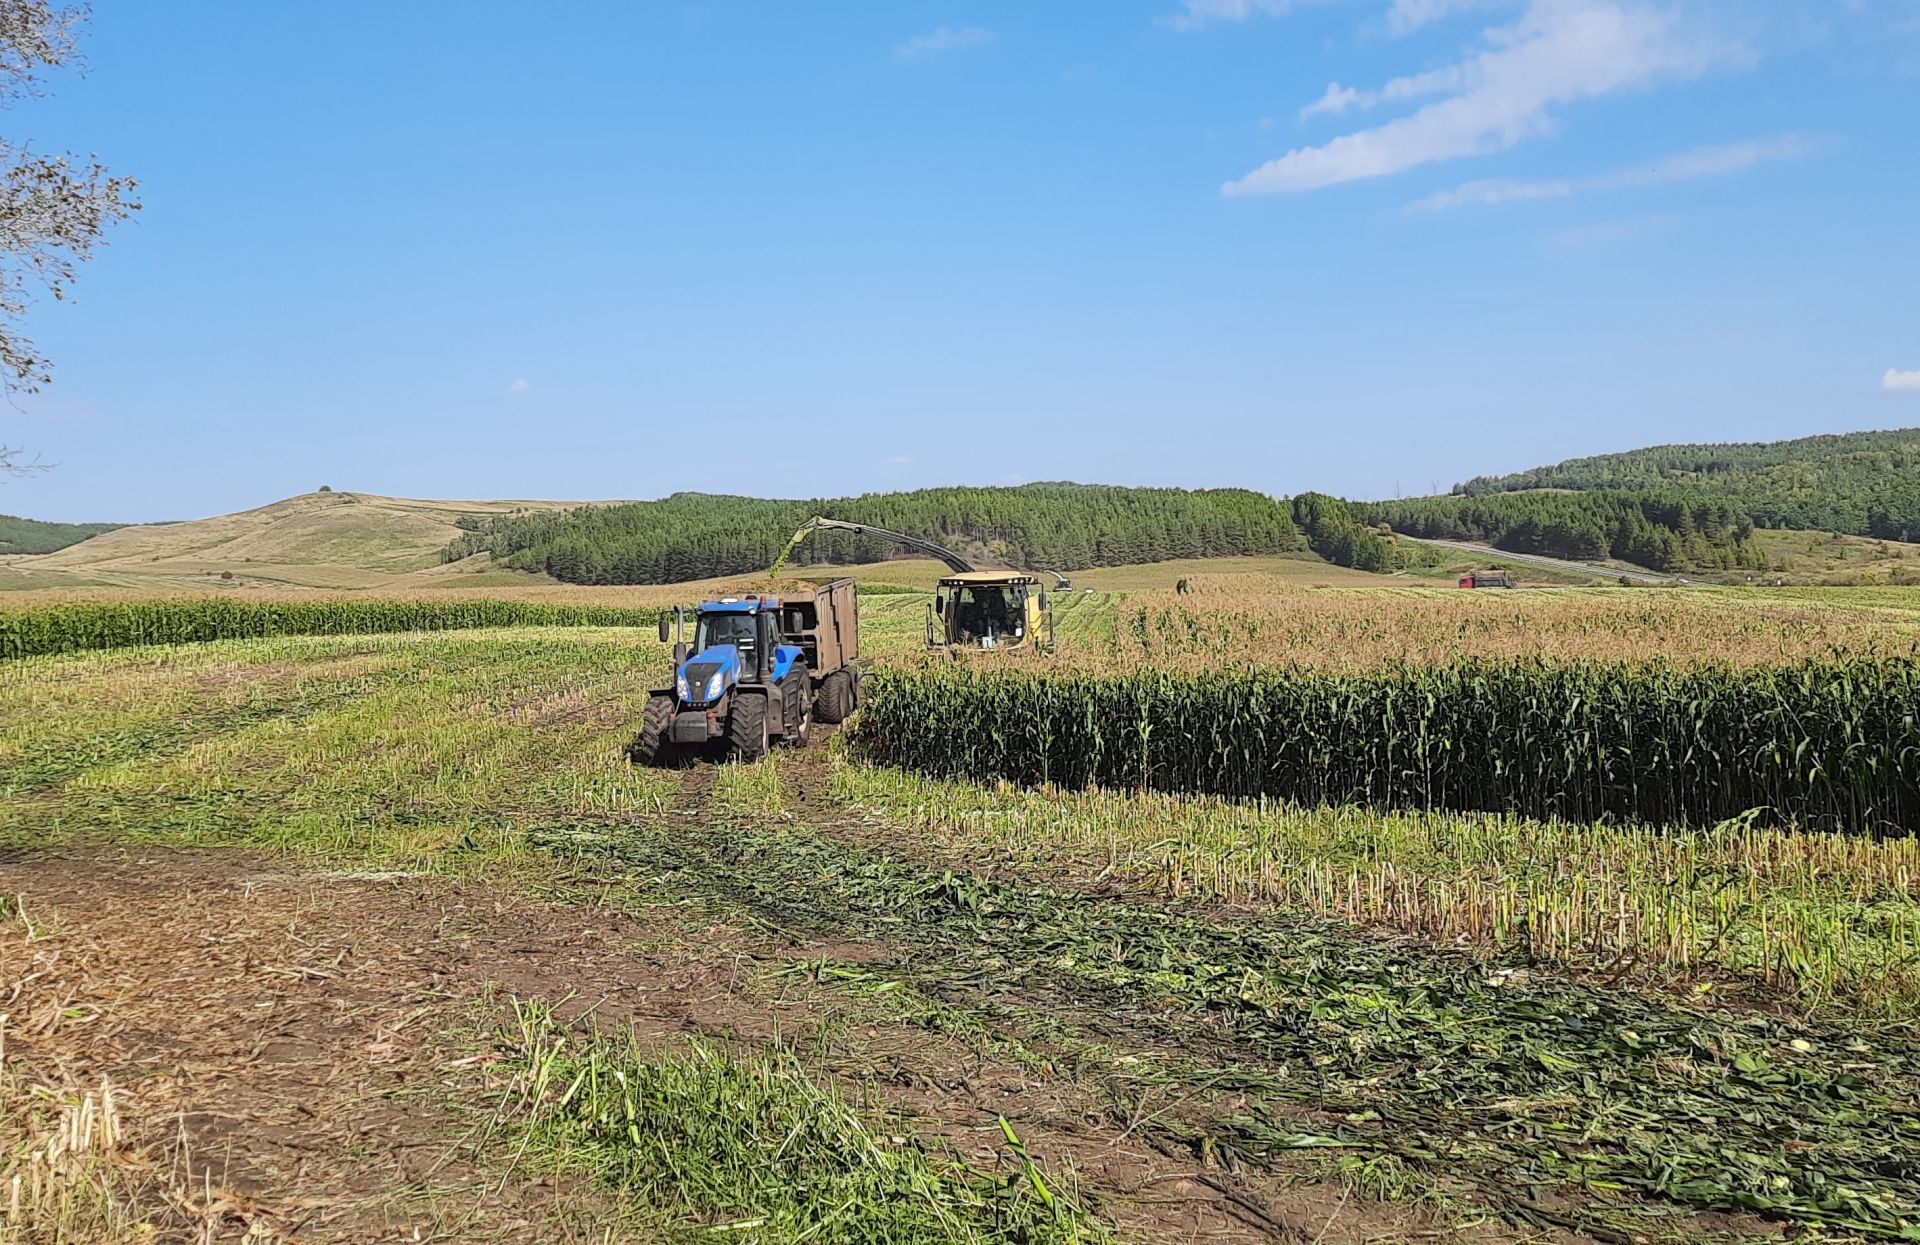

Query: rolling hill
<box><xmin>1343</xmin><ymin>427</ymin><xmax>1920</xmax><ymax>578</ymax></box>
<box><xmin>0</xmin><ymin>491</ymin><xmax>590</xmax><ymax>591</ymax></box>
<box><xmin>10</xmin><ymin>429</ymin><xmax>1915</xmax><ymax>595</ymax></box>
<box><xmin>0</xmin><ymin>513</ymin><xmax>126</xmax><ymax>555</ymax></box>
<box><xmin>2</xmin><ymin>485</ymin><xmax>1334</xmax><ymax>593</ymax></box>
<box><xmin>1455</xmin><ymin>427</ymin><xmax>1920</xmax><ymax>539</ymax></box>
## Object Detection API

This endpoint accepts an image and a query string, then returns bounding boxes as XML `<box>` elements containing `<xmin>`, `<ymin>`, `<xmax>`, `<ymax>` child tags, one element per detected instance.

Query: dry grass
<box><xmin>1058</xmin><ymin>582</ymin><xmax>1920</xmax><ymax>671</ymax></box>
<box><xmin>0</xmin><ymin>900</ymin><xmax>255</xmax><ymax>1244</ymax></box>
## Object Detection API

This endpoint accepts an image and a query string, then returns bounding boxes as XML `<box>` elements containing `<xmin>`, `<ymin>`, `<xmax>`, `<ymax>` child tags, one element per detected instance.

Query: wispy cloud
<box><xmin>893</xmin><ymin>25</ymin><xmax>993</xmax><ymax>63</ymax></box>
<box><xmin>1412</xmin><ymin>175</ymin><xmax>1575</xmax><ymax>210</ymax></box>
<box><xmin>1160</xmin><ymin>0</ymin><xmax>1301</xmax><ymax>32</ymax></box>
<box><xmin>1166</xmin><ymin>0</ymin><xmax>1474</xmax><ymax>32</ymax></box>
<box><xmin>1548</xmin><ymin>214</ymin><xmax>1678</xmax><ymax>246</ymax></box>
<box><xmin>1886</xmin><ymin>368</ymin><xmax>1920</xmax><ymax>394</ymax></box>
<box><xmin>1299</xmin><ymin>63</ymin><xmax>1466</xmax><ymax>120</ymax></box>
<box><xmin>1385</xmin><ymin>0</ymin><xmax>1497</xmax><ymax>34</ymax></box>
<box><xmin>1406</xmin><ymin>133</ymin><xmax>1812</xmax><ymax>211</ymax></box>
<box><xmin>1224</xmin><ymin>1</ymin><xmax>1733</xmax><ymax>197</ymax></box>
<box><xmin>508</xmin><ymin>378</ymin><xmax>532</xmax><ymax>395</ymax></box>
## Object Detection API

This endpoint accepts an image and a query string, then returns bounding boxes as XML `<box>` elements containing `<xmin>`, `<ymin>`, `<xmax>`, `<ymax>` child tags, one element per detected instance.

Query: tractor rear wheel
<box><xmin>814</xmin><ymin>669</ymin><xmax>856</xmax><ymax>724</ymax></box>
<box><xmin>727</xmin><ymin>693</ymin><xmax>769</xmax><ymax>762</ymax></box>
<box><xmin>782</xmin><ymin>666</ymin><xmax>813</xmax><ymax>748</ymax></box>
<box><xmin>630</xmin><ymin>693</ymin><xmax>677</xmax><ymax>766</ymax></box>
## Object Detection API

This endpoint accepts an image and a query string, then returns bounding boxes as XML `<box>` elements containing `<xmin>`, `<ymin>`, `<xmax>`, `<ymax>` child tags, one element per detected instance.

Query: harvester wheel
<box><xmin>814</xmin><ymin>669</ymin><xmax>856</xmax><ymax>724</ymax></box>
<box><xmin>630</xmin><ymin>693</ymin><xmax>677</xmax><ymax>766</ymax></box>
<box><xmin>727</xmin><ymin>693</ymin><xmax>769</xmax><ymax>762</ymax></box>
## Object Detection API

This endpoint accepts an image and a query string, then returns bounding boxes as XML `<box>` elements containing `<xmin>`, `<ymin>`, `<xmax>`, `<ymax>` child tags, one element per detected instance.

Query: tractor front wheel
<box><xmin>727</xmin><ymin>693</ymin><xmax>769</xmax><ymax>762</ymax></box>
<box><xmin>630</xmin><ymin>693</ymin><xmax>678</xmax><ymax>766</ymax></box>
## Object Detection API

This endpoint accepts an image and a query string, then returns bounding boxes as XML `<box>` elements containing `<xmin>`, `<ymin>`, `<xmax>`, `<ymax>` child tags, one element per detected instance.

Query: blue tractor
<box><xmin>632</xmin><ymin>577</ymin><xmax>860</xmax><ymax>764</ymax></box>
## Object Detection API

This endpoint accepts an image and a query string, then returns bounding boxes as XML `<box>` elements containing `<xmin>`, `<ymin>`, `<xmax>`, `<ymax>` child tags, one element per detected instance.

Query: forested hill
<box><xmin>444</xmin><ymin>484</ymin><xmax>1305</xmax><ymax>585</ymax></box>
<box><xmin>1353</xmin><ymin>491</ymin><xmax>1766</xmax><ymax>572</ymax></box>
<box><xmin>0</xmin><ymin>514</ymin><xmax>124</xmax><ymax>555</ymax></box>
<box><xmin>1455</xmin><ymin>428</ymin><xmax>1920</xmax><ymax>540</ymax></box>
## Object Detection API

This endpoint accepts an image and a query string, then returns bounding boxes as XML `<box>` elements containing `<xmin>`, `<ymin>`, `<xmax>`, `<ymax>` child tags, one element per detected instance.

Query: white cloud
<box><xmin>1385</xmin><ymin>0</ymin><xmax>1498</xmax><ymax>35</ymax></box>
<box><xmin>1300</xmin><ymin>63</ymin><xmax>1467</xmax><ymax>118</ymax></box>
<box><xmin>1160</xmin><ymin>0</ymin><xmax>1300</xmax><ymax>31</ymax></box>
<box><xmin>1619</xmin><ymin>133</ymin><xmax>1812</xmax><ymax>182</ymax></box>
<box><xmin>1886</xmin><ymin>368</ymin><xmax>1920</xmax><ymax>394</ymax></box>
<box><xmin>1410</xmin><ymin>175</ymin><xmax>1575</xmax><ymax>209</ymax></box>
<box><xmin>508</xmin><ymin>378</ymin><xmax>532</xmax><ymax>394</ymax></box>
<box><xmin>1547</xmin><ymin>213</ymin><xmax>1677</xmax><ymax>246</ymax></box>
<box><xmin>1168</xmin><ymin>0</ymin><xmax>1484</xmax><ymax>35</ymax></box>
<box><xmin>1406</xmin><ymin>133</ymin><xmax>1811</xmax><ymax>211</ymax></box>
<box><xmin>1224</xmin><ymin>1</ymin><xmax>1731</xmax><ymax>196</ymax></box>
<box><xmin>893</xmin><ymin>25</ymin><xmax>993</xmax><ymax>62</ymax></box>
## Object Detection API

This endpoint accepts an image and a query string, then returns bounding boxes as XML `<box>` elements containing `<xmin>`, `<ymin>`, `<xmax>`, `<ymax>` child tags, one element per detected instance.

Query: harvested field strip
<box><xmin>856</xmin><ymin>659</ymin><xmax>1920</xmax><ymax>834</ymax></box>
<box><xmin>0</xmin><ymin>597</ymin><xmax>664</xmax><ymax>659</ymax></box>
<box><xmin>1052</xmin><ymin>591</ymin><xmax>1119</xmax><ymax>645</ymax></box>
<box><xmin>0</xmin><ymin>652</ymin><xmax>407</xmax><ymax>796</ymax></box>
<box><xmin>535</xmin><ymin>806</ymin><xmax>1920</xmax><ymax>1241</ymax></box>
<box><xmin>832</xmin><ymin>759</ymin><xmax>1920</xmax><ymax>1015</ymax></box>
<box><xmin>499</xmin><ymin>1002</ymin><xmax>1111</xmax><ymax>1244</ymax></box>
<box><xmin>0</xmin><ymin>630</ymin><xmax>677</xmax><ymax>863</ymax></box>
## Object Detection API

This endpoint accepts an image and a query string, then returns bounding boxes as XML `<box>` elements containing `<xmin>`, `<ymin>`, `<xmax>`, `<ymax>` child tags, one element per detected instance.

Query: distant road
<box><xmin>1416</xmin><ymin>539</ymin><xmax>1682</xmax><ymax>586</ymax></box>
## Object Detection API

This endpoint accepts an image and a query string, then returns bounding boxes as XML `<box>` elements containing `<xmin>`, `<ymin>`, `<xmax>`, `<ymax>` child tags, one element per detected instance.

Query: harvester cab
<box><xmin>931</xmin><ymin>571</ymin><xmax>1051</xmax><ymax>651</ymax></box>
<box><xmin>632</xmin><ymin>578</ymin><xmax>861</xmax><ymax>766</ymax></box>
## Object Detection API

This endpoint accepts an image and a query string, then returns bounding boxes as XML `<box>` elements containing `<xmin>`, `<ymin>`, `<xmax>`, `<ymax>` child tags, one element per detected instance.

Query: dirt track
<box><xmin>0</xmin><ymin>754</ymin><xmax>1477</xmax><ymax>1244</ymax></box>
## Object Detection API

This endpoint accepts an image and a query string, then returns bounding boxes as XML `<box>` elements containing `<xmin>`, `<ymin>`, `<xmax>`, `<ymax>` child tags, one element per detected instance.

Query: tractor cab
<box><xmin>668</xmin><ymin>597</ymin><xmax>802</xmax><ymax>707</ymax></box>
<box><xmin>929</xmin><ymin>571</ymin><xmax>1051</xmax><ymax>651</ymax></box>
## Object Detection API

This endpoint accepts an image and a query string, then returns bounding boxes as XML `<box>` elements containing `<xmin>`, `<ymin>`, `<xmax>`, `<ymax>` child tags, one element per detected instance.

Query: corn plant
<box><xmin>0</xmin><ymin>598</ymin><xmax>665</xmax><ymax>660</ymax></box>
<box><xmin>855</xmin><ymin>657</ymin><xmax>1920</xmax><ymax>835</ymax></box>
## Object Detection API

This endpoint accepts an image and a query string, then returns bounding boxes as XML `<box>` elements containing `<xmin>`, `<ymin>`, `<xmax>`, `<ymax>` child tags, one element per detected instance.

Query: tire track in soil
<box><xmin>590</xmin><ymin>740</ymin><xmax>1518</xmax><ymax>1245</ymax></box>
<box><xmin>621</xmin><ymin>742</ymin><xmax>1905</xmax><ymax>1245</ymax></box>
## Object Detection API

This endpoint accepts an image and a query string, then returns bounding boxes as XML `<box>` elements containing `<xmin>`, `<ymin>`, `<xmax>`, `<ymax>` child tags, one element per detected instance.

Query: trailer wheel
<box><xmin>815</xmin><ymin>669</ymin><xmax>856</xmax><ymax>724</ymax></box>
<box><xmin>630</xmin><ymin>693</ymin><xmax>677</xmax><ymax>766</ymax></box>
<box><xmin>727</xmin><ymin>693</ymin><xmax>768</xmax><ymax>762</ymax></box>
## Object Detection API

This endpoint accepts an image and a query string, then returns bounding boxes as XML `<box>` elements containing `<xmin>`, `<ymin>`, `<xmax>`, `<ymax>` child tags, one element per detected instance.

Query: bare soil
<box><xmin>1</xmin><ymin>823</ymin><xmax>1510</xmax><ymax>1244</ymax></box>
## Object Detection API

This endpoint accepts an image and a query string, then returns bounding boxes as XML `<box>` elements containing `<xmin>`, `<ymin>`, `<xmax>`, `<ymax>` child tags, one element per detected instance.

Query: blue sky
<box><xmin>4</xmin><ymin>0</ymin><xmax>1918</xmax><ymax>522</ymax></box>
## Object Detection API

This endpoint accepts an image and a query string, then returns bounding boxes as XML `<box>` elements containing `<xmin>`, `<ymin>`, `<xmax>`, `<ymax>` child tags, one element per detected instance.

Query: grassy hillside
<box><xmin>449</xmin><ymin>484</ymin><xmax>1307</xmax><ymax>586</ymax></box>
<box><xmin>1457</xmin><ymin>427</ymin><xmax>1920</xmax><ymax>538</ymax></box>
<box><xmin>0</xmin><ymin>513</ymin><xmax>124</xmax><ymax>555</ymax></box>
<box><xmin>1</xmin><ymin>491</ymin><xmax>587</xmax><ymax>592</ymax></box>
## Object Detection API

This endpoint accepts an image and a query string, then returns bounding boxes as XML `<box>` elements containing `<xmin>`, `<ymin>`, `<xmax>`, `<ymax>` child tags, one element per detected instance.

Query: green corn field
<box><xmin>0</xmin><ymin>597</ymin><xmax>664</xmax><ymax>660</ymax></box>
<box><xmin>855</xmin><ymin>658</ymin><xmax>1920</xmax><ymax>835</ymax></box>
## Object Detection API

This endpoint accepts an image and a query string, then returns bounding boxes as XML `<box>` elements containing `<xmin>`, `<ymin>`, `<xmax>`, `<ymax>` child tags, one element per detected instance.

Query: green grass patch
<box><xmin>0</xmin><ymin>630</ymin><xmax>676</xmax><ymax>869</ymax></box>
<box><xmin>498</xmin><ymin>1001</ymin><xmax>1109</xmax><ymax>1244</ymax></box>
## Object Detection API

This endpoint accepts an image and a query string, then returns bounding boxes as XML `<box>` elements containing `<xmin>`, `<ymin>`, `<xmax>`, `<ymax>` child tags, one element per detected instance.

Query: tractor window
<box><xmin>696</xmin><ymin>613</ymin><xmax>759</xmax><ymax>665</ymax></box>
<box><xmin>950</xmin><ymin>587</ymin><xmax>1025</xmax><ymax>641</ymax></box>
